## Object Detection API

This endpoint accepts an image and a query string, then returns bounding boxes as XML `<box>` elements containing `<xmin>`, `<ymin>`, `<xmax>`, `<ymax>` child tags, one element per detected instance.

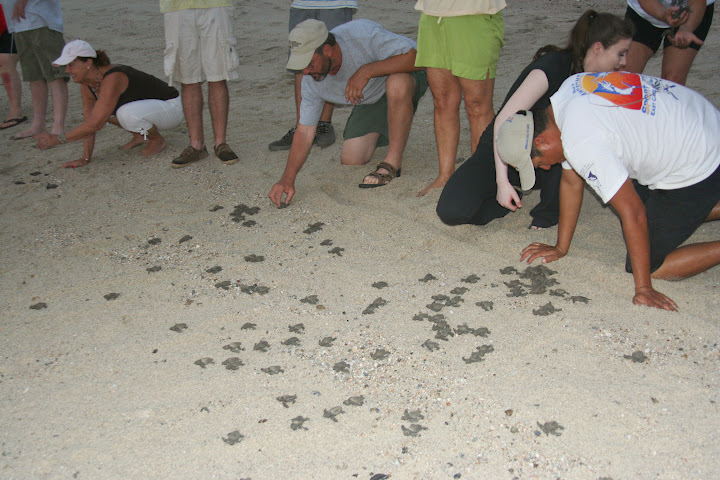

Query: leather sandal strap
<box><xmin>375</xmin><ymin>161</ymin><xmax>400</xmax><ymax>178</ymax></box>
<box><xmin>365</xmin><ymin>171</ymin><xmax>393</xmax><ymax>183</ymax></box>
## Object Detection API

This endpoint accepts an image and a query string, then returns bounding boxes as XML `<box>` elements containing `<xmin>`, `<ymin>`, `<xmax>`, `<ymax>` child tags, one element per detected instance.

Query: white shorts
<box><xmin>116</xmin><ymin>97</ymin><xmax>184</xmax><ymax>137</ymax></box>
<box><xmin>163</xmin><ymin>7</ymin><xmax>239</xmax><ymax>85</ymax></box>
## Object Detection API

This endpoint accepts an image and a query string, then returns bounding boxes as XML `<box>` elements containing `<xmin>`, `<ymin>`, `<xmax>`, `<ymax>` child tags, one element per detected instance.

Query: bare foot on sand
<box><xmin>417</xmin><ymin>176</ymin><xmax>450</xmax><ymax>197</ymax></box>
<box><xmin>61</xmin><ymin>157</ymin><xmax>90</xmax><ymax>168</ymax></box>
<box><xmin>140</xmin><ymin>137</ymin><xmax>166</xmax><ymax>156</ymax></box>
<box><xmin>119</xmin><ymin>132</ymin><xmax>146</xmax><ymax>150</ymax></box>
<box><xmin>11</xmin><ymin>126</ymin><xmax>46</xmax><ymax>140</ymax></box>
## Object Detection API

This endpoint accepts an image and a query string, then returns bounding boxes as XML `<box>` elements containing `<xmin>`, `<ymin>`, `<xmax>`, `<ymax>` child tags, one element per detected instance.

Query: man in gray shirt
<box><xmin>268</xmin><ymin>19</ymin><xmax>428</xmax><ymax>207</ymax></box>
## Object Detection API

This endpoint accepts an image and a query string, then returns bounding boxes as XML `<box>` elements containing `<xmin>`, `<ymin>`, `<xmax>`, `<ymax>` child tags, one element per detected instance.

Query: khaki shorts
<box><xmin>14</xmin><ymin>27</ymin><xmax>68</xmax><ymax>83</ymax></box>
<box><xmin>163</xmin><ymin>7</ymin><xmax>239</xmax><ymax>85</ymax></box>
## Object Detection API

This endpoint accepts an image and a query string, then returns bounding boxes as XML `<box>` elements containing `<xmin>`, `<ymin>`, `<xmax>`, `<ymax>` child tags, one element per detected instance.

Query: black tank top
<box><xmin>89</xmin><ymin>65</ymin><xmax>179</xmax><ymax>114</ymax></box>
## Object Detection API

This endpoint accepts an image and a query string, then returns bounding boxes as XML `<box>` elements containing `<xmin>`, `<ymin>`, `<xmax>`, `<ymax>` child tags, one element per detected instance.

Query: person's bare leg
<box><xmin>140</xmin><ymin>126</ymin><xmax>166</xmax><ymax>156</ymax></box>
<box><xmin>341</xmin><ymin>132</ymin><xmax>380</xmax><ymax>165</ymax></box>
<box><xmin>13</xmin><ymin>79</ymin><xmax>48</xmax><ymax>139</ymax></box>
<box><xmin>625</xmin><ymin>41</ymin><xmax>654</xmax><ymax>74</ymax></box>
<box><xmin>652</xmin><ymin>201</ymin><xmax>720</xmax><ymax>280</ymax></box>
<box><xmin>48</xmin><ymin>78</ymin><xmax>68</xmax><ymax>135</ymax></box>
<box><xmin>660</xmin><ymin>46</ymin><xmax>698</xmax><ymax>85</ymax></box>
<box><xmin>0</xmin><ymin>53</ymin><xmax>23</xmax><ymax>124</ymax></box>
<box><xmin>360</xmin><ymin>73</ymin><xmax>415</xmax><ymax>185</ymax></box>
<box><xmin>382</xmin><ymin>74</ymin><xmax>415</xmax><ymax>168</ymax></box>
<box><xmin>652</xmin><ymin>241</ymin><xmax>720</xmax><ymax>280</ymax></box>
<box><xmin>208</xmin><ymin>80</ymin><xmax>228</xmax><ymax>148</ymax></box>
<box><xmin>706</xmin><ymin>201</ymin><xmax>720</xmax><ymax>221</ymax></box>
<box><xmin>418</xmin><ymin>67</ymin><xmax>462</xmax><ymax>196</ymax></box>
<box><xmin>320</xmin><ymin>101</ymin><xmax>334</xmax><ymax>123</ymax></box>
<box><xmin>460</xmin><ymin>73</ymin><xmax>494</xmax><ymax>153</ymax></box>
<box><xmin>181</xmin><ymin>82</ymin><xmax>205</xmax><ymax>150</ymax></box>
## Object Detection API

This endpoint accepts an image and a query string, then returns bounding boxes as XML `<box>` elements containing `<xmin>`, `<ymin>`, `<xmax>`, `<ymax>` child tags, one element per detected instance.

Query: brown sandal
<box><xmin>359</xmin><ymin>161</ymin><xmax>402</xmax><ymax>188</ymax></box>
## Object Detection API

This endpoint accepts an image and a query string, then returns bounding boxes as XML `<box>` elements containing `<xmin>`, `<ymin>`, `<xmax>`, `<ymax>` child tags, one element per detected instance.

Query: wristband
<box><xmin>58</xmin><ymin>133</ymin><xmax>68</xmax><ymax>144</ymax></box>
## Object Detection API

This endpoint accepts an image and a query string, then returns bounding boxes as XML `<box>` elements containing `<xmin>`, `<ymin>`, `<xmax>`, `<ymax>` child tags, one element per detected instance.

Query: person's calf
<box><xmin>705</xmin><ymin>201</ymin><xmax>720</xmax><ymax>221</ymax></box>
<box><xmin>207</xmin><ymin>80</ymin><xmax>229</xmax><ymax>147</ymax></box>
<box><xmin>49</xmin><ymin>79</ymin><xmax>68</xmax><ymax>135</ymax></box>
<box><xmin>651</xmin><ymin>240</ymin><xmax>720</xmax><ymax>280</ymax></box>
<box><xmin>180</xmin><ymin>82</ymin><xmax>206</xmax><ymax>150</ymax></box>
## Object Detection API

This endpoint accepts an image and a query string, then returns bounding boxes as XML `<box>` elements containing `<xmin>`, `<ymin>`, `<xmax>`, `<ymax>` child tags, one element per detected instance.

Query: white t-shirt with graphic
<box><xmin>627</xmin><ymin>0</ymin><xmax>715</xmax><ymax>29</ymax></box>
<box><xmin>551</xmin><ymin>72</ymin><xmax>720</xmax><ymax>203</ymax></box>
<box><xmin>298</xmin><ymin>19</ymin><xmax>416</xmax><ymax>126</ymax></box>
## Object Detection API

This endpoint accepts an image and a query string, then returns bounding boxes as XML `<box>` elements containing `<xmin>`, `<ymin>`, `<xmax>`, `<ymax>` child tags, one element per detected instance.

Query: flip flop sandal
<box><xmin>0</xmin><ymin>116</ymin><xmax>28</xmax><ymax>130</ymax></box>
<box><xmin>359</xmin><ymin>161</ymin><xmax>401</xmax><ymax>189</ymax></box>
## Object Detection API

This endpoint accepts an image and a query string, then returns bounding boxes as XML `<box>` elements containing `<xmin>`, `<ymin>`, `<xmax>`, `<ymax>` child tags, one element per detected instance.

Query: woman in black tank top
<box><xmin>36</xmin><ymin>40</ymin><xmax>183</xmax><ymax>168</ymax></box>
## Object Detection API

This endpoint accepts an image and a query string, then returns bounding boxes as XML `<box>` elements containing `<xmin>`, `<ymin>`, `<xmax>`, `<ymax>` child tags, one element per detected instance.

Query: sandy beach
<box><xmin>1</xmin><ymin>0</ymin><xmax>719</xmax><ymax>478</ymax></box>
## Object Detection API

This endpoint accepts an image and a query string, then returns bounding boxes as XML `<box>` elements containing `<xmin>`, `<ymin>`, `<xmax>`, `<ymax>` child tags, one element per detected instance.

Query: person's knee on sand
<box><xmin>341</xmin><ymin>133</ymin><xmax>379</xmax><ymax>165</ymax></box>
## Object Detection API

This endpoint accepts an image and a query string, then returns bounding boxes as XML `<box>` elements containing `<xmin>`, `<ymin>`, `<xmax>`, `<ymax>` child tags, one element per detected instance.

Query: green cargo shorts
<box><xmin>343</xmin><ymin>70</ymin><xmax>428</xmax><ymax>148</ymax></box>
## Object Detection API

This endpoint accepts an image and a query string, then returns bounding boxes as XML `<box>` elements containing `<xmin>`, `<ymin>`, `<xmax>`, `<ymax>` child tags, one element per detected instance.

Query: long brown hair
<box><xmin>534</xmin><ymin>10</ymin><xmax>635</xmax><ymax>74</ymax></box>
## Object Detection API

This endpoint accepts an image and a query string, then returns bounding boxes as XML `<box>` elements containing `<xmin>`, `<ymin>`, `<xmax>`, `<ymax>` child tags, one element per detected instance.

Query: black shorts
<box><xmin>0</xmin><ymin>30</ymin><xmax>17</xmax><ymax>54</ymax></box>
<box><xmin>626</xmin><ymin>163</ymin><xmax>720</xmax><ymax>273</ymax></box>
<box><xmin>625</xmin><ymin>3</ymin><xmax>714</xmax><ymax>52</ymax></box>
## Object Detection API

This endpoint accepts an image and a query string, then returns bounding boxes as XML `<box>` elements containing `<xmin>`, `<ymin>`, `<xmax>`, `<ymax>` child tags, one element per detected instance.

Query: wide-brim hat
<box><xmin>53</xmin><ymin>39</ymin><xmax>97</xmax><ymax>66</ymax></box>
<box><xmin>497</xmin><ymin>110</ymin><xmax>536</xmax><ymax>191</ymax></box>
<box><xmin>286</xmin><ymin>19</ymin><xmax>328</xmax><ymax>71</ymax></box>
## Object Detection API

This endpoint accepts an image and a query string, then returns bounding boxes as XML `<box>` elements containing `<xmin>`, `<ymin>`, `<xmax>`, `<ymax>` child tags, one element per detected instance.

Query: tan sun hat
<box><xmin>286</xmin><ymin>19</ymin><xmax>328</xmax><ymax>71</ymax></box>
<box><xmin>53</xmin><ymin>39</ymin><xmax>97</xmax><ymax>66</ymax></box>
<box><xmin>497</xmin><ymin>110</ymin><xmax>536</xmax><ymax>191</ymax></box>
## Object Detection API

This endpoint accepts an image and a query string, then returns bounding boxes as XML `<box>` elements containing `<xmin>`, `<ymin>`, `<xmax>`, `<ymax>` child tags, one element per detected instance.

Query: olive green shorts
<box><xmin>343</xmin><ymin>70</ymin><xmax>428</xmax><ymax>148</ymax></box>
<box><xmin>415</xmin><ymin>12</ymin><xmax>504</xmax><ymax>80</ymax></box>
<box><xmin>14</xmin><ymin>27</ymin><xmax>68</xmax><ymax>82</ymax></box>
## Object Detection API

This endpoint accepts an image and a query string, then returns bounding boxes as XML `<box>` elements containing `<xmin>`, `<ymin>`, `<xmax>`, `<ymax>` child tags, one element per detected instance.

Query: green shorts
<box><xmin>343</xmin><ymin>70</ymin><xmax>428</xmax><ymax>148</ymax></box>
<box><xmin>415</xmin><ymin>12</ymin><xmax>504</xmax><ymax>80</ymax></box>
<box><xmin>14</xmin><ymin>27</ymin><xmax>68</xmax><ymax>83</ymax></box>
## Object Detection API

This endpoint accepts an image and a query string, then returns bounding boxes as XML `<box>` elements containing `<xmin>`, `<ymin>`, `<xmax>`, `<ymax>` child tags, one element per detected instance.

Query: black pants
<box><xmin>436</xmin><ymin>119</ymin><xmax>562</xmax><ymax>228</ymax></box>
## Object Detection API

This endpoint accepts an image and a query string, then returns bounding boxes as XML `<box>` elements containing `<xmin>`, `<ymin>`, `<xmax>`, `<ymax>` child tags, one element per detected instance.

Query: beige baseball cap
<box><xmin>497</xmin><ymin>110</ymin><xmax>536</xmax><ymax>191</ymax></box>
<box><xmin>287</xmin><ymin>19</ymin><xmax>328</xmax><ymax>71</ymax></box>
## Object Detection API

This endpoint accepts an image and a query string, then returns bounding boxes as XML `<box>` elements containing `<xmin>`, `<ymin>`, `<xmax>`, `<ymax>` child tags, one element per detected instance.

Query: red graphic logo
<box><xmin>581</xmin><ymin>72</ymin><xmax>643</xmax><ymax>110</ymax></box>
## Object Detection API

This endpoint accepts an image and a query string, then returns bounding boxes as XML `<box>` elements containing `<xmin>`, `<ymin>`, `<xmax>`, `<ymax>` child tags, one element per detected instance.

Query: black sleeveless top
<box><xmin>89</xmin><ymin>65</ymin><xmax>179</xmax><ymax>114</ymax></box>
